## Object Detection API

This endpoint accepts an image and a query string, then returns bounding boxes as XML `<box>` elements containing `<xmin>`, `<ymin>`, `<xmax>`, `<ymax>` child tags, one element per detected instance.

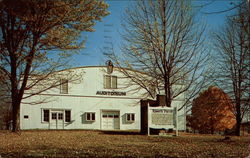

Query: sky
<box><xmin>72</xmin><ymin>0</ymin><xmax>237</xmax><ymax>67</ymax></box>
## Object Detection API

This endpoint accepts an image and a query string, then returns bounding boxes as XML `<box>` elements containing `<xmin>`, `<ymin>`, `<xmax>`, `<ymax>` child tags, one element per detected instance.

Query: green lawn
<box><xmin>0</xmin><ymin>130</ymin><xmax>249</xmax><ymax>157</ymax></box>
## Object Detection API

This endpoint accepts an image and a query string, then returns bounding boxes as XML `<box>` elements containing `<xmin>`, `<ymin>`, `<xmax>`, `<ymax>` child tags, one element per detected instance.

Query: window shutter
<box><xmin>92</xmin><ymin>113</ymin><xmax>95</xmax><ymax>121</ymax></box>
<box><xmin>65</xmin><ymin>110</ymin><xmax>71</xmax><ymax>122</ymax></box>
<box><xmin>43</xmin><ymin>110</ymin><xmax>49</xmax><ymax>122</ymax></box>
<box><xmin>87</xmin><ymin>113</ymin><xmax>90</xmax><ymax>120</ymax></box>
<box><xmin>60</xmin><ymin>79</ymin><xmax>68</xmax><ymax>94</ymax></box>
<box><xmin>112</xmin><ymin>76</ymin><xmax>117</xmax><ymax>89</ymax></box>
<box><xmin>103</xmin><ymin>76</ymin><xmax>106</xmax><ymax>88</ymax></box>
<box><xmin>132</xmin><ymin>114</ymin><xmax>135</xmax><ymax>121</ymax></box>
<box><xmin>127</xmin><ymin>114</ymin><xmax>130</xmax><ymax>121</ymax></box>
<box><xmin>64</xmin><ymin>80</ymin><xmax>68</xmax><ymax>94</ymax></box>
<box><xmin>106</xmin><ymin>76</ymin><xmax>111</xmax><ymax>89</ymax></box>
<box><xmin>60</xmin><ymin>79</ymin><xmax>63</xmax><ymax>93</ymax></box>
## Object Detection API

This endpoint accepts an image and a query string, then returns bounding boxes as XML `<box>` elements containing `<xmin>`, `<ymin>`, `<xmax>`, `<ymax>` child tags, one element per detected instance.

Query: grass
<box><xmin>0</xmin><ymin>130</ymin><xmax>249</xmax><ymax>157</ymax></box>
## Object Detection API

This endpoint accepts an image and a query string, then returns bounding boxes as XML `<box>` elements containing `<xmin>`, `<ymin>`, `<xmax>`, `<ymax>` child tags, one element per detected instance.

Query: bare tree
<box><xmin>0</xmin><ymin>0</ymin><xmax>109</xmax><ymax>132</ymax></box>
<box><xmin>0</xmin><ymin>72</ymin><xmax>11</xmax><ymax>129</ymax></box>
<box><xmin>108</xmin><ymin>0</ymin><xmax>210</xmax><ymax>111</ymax></box>
<box><xmin>200</xmin><ymin>0</ymin><xmax>247</xmax><ymax>15</ymax></box>
<box><xmin>212</xmin><ymin>0</ymin><xmax>250</xmax><ymax>136</ymax></box>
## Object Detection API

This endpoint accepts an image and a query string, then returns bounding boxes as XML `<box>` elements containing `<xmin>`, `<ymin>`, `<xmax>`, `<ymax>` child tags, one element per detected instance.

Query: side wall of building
<box><xmin>20</xmin><ymin>67</ymin><xmax>144</xmax><ymax>130</ymax></box>
<box><xmin>21</xmin><ymin>96</ymin><xmax>141</xmax><ymax>130</ymax></box>
<box><xmin>20</xmin><ymin>66</ymin><xmax>186</xmax><ymax>131</ymax></box>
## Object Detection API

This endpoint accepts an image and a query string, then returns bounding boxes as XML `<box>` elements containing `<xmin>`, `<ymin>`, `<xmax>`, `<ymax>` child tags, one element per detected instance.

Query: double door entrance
<box><xmin>50</xmin><ymin>110</ymin><xmax>64</xmax><ymax>129</ymax></box>
<box><xmin>101</xmin><ymin>111</ymin><xmax>120</xmax><ymax>130</ymax></box>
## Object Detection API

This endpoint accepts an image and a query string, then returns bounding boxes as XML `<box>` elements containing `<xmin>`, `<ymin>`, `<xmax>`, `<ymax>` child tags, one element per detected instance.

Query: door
<box><xmin>101</xmin><ymin>111</ymin><xmax>120</xmax><ymax>130</ymax></box>
<box><xmin>50</xmin><ymin>111</ymin><xmax>64</xmax><ymax>129</ymax></box>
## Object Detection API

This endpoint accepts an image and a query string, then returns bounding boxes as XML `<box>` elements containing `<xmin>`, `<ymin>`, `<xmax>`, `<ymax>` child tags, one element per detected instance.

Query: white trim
<box><xmin>85</xmin><ymin>112</ymin><xmax>95</xmax><ymax>121</ymax></box>
<box><xmin>126</xmin><ymin>113</ymin><xmax>135</xmax><ymax>122</ymax></box>
<box><xmin>25</xmin><ymin>93</ymin><xmax>143</xmax><ymax>100</ymax></box>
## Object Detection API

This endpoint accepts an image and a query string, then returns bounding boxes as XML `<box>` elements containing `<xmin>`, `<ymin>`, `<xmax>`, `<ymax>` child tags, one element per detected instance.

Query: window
<box><xmin>102</xmin><ymin>114</ymin><xmax>107</xmax><ymax>118</ymax></box>
<box><xmin>65</xmin><ymin>110</ymin><xmax>71</xmax><ymax>122</ymax></box>
<box><xmin>43</xmin><ymin>110</ymin><xmax>49</xmax><ymax>122</ymax></box>
<box><xmin>58</xmin><ymin>113</ymin><xmax>63</xmax><ymax>120</ymax></box>
<box><xmin>86</xmin><ymin>112</ymin><xmax>95</xmax><ymax>121</ymax></box>
<box><xmin>108</xmin><ymin>114</ymin><xmax>113</xmax><ymax>118</ymax></box>
<box><xmin>104</xmin><ymin>75</ymin><xmax>117</xmax><ymax>89</ymax></box>
<box><xmin>24</xmin><ymin>115</ymin><xmax>29</xmax><ymax>119</ymax></box>
<box><xmin>60</xmin><ymin>79</ymin><xmax>68</xmax><ymax>94</ymax></box>
<box><xmin>126</xmin><ymin>113</ymin><xmax>135</xmax><ymax>122</ymax></box>
<box><xmin>52</xmin><ymin>113</ymin><xmax>57</xmax><ymax>120</ymax></box>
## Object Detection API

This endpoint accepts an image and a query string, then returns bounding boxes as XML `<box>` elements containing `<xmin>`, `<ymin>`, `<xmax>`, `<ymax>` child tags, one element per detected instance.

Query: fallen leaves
<box><xmin>0</xmin><ymin>130</ymin><xmax>249</xmax><ymax>157</ymax></box>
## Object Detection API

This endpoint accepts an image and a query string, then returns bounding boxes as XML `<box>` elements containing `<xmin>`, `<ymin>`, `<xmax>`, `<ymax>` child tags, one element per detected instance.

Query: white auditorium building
<box><xmin>20</xmin><ymin>65</ymin><xmax>186</xmax><ymax>131</ymax></box>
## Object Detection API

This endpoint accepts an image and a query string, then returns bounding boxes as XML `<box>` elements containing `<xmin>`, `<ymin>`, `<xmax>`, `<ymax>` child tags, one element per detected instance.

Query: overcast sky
<box><xmin>72</xmin><ymin>0</ymin><xmax>237</xmax><ymax>67</ymax></box>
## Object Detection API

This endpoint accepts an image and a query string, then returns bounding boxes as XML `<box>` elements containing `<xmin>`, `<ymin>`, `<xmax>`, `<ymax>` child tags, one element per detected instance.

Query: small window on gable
<box><xmin>60</xmin><ymin>79</ymin><xmax>68</xmax><ymax>94</ymax></box>
<box><xmin>112</xmin><ymin>76</ymin><xmax>117</xmax><ymax>88</ymax></box>
<box><xmin>86</xmin><ymin>112</ymin><xmax>95</xmax><ymax>121</ymax></box>
<box><xmin>126</xmin><ymin>113</ymin><xmax>135</xmax><ymax>122</ymax></box>
<box><xmin>24</xmin><ymin>115</ymin><xmax>29</xmax><ymax>119</ymax></box>
<box><xmin>104</xmin><ymin>75</ymin><xmax>117</xmax><ymax>89</ymax></box>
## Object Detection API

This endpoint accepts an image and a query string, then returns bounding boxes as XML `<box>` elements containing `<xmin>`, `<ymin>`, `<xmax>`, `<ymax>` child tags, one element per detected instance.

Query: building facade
<box><xmin>20</xmin><ymin>66</ymin><xmax>186</xmax><ymax>131</ymax></box>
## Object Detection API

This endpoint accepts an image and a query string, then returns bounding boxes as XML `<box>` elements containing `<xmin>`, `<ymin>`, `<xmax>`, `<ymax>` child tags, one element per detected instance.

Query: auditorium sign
<box><xmin>96</xmin><ymin>91</ymin><xmax>126</xmax><ymax>96</ymax></box>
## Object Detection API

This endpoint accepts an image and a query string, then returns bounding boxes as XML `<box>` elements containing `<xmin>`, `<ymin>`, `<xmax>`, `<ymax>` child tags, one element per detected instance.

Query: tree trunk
<box><xmin>211</xmin><ymin>127</ymin><xmax>214</xmax><ymax>135</ymax></box>
<box><xmin>235</xmin><ymin>105</ymin><xmax>241</xmax><ymax>136</ymax></box>
<box><xmin>234</xmin><ymin>98</ymin><xmax>241</xmax><ymax>136</ymax></box>
<box><xmin>12</xmin><ymin>101</ymin><xmax>20</xmax><ymax>132</ymax></box>
<box><xmin>235</xmin><ymin>121</ymin><xmax>241</xmax><ymax>136</ymax></box>
<box><xmin>164</xmin><ymin>84</ymin><xmax>171</xmax><ymax>107</ymax></box>
<box><xmin>210</xmin><ymin>118</ymin><xmax>214</xmax><ymax>134</ymax></box>
<box><xmin>164</xmin><ymin>76</ymin><xmax>171</xmax><ymax>107</ymax></box>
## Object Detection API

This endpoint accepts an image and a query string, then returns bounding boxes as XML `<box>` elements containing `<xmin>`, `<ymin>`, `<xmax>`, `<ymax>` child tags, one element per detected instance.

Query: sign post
<box><xmin>147</xmin><ymin>102</ymin><xmax>150</xmax><ymax>136</ymax></box>
<box><xmin>175</xmin><ymin>107</ymin><xmax>178</xmax><ymax>136</ymax></box>
<box><xmin>147</xmin><ymin>106</ymin><xmax>174</xmax><ymax>136</ymax></box>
